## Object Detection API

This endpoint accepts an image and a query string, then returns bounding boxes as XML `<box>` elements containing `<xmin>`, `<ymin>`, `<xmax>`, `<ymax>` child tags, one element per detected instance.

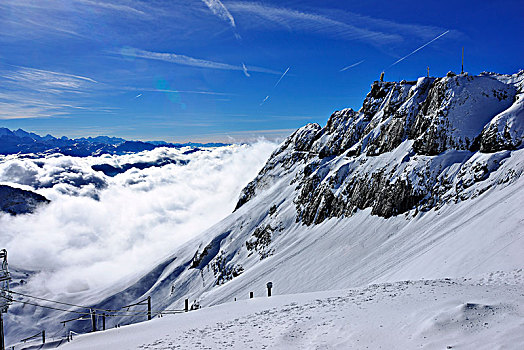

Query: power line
<box><xmin>10</xmin><ymin>298</ymin><xmax>182</xmax><ymax>317</ymax></box>
<box><xmin>9</xmin><ymin>291</ymin><xmax>118</xmax><ymax>313</ymax></box>
<box><xmin>10</xmin><ymin>299</ymin><xmax>91</xmax><ymax>316</ymax></box>
<box><xmin>8</xmin><ymin>291</ymin><xmax>184</xmax><ymax>315</ymax></box>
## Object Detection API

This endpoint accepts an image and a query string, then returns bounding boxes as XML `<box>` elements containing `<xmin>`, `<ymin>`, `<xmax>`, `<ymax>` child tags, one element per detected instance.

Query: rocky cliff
<box><xmin>0</xmin><ymin>185</ymin><xmax>49</xmax><ymax>215</ymax></box>
<box><xmin>237</xmin><ymin>71</ymin><xmax>523</xmax><ymax>223</ymax></box>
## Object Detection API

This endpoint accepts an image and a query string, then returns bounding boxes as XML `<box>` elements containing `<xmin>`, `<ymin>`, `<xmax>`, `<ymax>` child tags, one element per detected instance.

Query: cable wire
<box><xmin>8</xmin><ymin>290</ymin><xmax>184</xmax><ymax>315</ymax></box>
<box><xmin>7</xmin><ymin>296</ymin><xmax>183</xmax><ymax>317</ymax></box>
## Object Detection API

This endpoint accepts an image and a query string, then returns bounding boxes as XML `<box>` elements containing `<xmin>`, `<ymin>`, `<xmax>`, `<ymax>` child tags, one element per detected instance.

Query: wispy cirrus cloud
<box><xmin>226</xmin><ymin>2</ymin><xmax>402</xmax><ymax>45</ymax></box>
<box><xmin>201</xmin><ymin>0</ymin><xmax>241</xmax><ymax>39</ymax></box>
<box><xmin>226</xmin><ymin>2</ymin><xmax>458</xmax><ymax>46</ymax></box>
<box><xmin>0</xmin><ymin>98</ymin><xmax>117</xmax><ymax>120</ymax></box>
<box><xmin>0</xmin><ymin>0</ymin><xmax>161</xmax><ymax>41</ymax></box>
<box><xmin>2</xmin><ymin>0</ymin><xmax>149</xmax><ymax>17</ymax></box>
<box><xmin>0</xmin><ymin>65</ymin><xmax>114</xmax><ymax>119</ymax></box>
<box><xmin>202</xmin><ymin>0</ymin><xmax>236</xmax><ymax>28</ymax></box>
<box><xmin>1</xmin><ymin>65</ymin><xmax>98</xmax><ymax>94</ymax></box>
<box><xmin>117</xmin><ymin>47</ymin><xmax>280</xmax><ymax>75</ymax></box>
<box><xmin>76</xmin><ymin>0</ymin><xmax>148</xmax><ymax>17</ymax></box>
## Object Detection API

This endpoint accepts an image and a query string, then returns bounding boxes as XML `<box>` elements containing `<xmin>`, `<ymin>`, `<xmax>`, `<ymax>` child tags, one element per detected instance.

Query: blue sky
<box><xmin>0</xmin><ymin>0</ymin><xmax>522</xmax><ymax>142</ymax></box>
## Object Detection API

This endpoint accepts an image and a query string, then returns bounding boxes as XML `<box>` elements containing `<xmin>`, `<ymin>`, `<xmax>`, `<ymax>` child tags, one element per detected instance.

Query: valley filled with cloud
<box><xmin>0</xmin><ymin>141</ymin><xmax>276</xmax><ymax>301</ymax></box>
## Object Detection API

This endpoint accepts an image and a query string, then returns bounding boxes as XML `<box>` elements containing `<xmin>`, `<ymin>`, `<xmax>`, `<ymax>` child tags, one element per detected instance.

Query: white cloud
<box><xmin>0</xmin><ymin>65</ymin><xmax>97</xmax><ymax>94</ymax></box>
<box><xmin>242</xmin><ymin>63</ymin><xmax>250</xmax><ymax>77</ymax></box>
<box><xmin>226</xmin><ymin>2</ymin><xmax>457</xmax><ymax>46</ymax></box>
<box><xmin>226</xmin><ymin>2</ymin><xmax>402</xmax><ymax>45</ymax></box>
<box><xmin>202</xmin><ymin>0</ymin><xmax>236</xmax><ymax>28</ymax></box>
<box><xmin>0</xmin><ymin>65</ymin><xmax>116</xmax><ymax>119</ymax></box>
<box><xmin>0</xmin><ymin>142</ymin><xmax>277</xmax><ymax>300</ymax></box>
<box><xmin>76</xmin><ymin>0</ymin><xmax>147</xmax><ymax>17</ymax></box>
<box><xmin>118</xmin><ymin>47</ymin><xmax>280</xmax><ymax>75</ymax></box>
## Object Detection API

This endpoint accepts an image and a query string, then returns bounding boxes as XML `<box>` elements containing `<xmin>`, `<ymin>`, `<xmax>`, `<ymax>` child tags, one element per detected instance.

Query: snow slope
<box><xmin>6</xmin><ymin>71</ymin><xmax>524</xmax><ymax>346</ymax></box>
<box><xmin>60</xmin><ymin>271</ymin><xmax>524</xmax><ymax>349</ymax></box>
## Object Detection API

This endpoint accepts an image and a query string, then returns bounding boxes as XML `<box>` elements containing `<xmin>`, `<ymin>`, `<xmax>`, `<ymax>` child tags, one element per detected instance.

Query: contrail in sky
<box><xmin>340</xmin><ymin>60</ymin><xmax>365</xmax><ymax>72</ymax></box>
<box><xmin>202</xmin><ymin>0</ymin><xmax>236</xmax><ymax>28</ymax></box>
<box><xmin>273</xmin><ymin>67</ymin><xmax>290</xmax><ymax>88</ymax></box>
<box><xmin>260</xmin><ymin>95</ymin><xmax>269</xmax><ymax>105</ymax></box>
<box><xmin>260</xmin><ymin>67</ymin><xmax>290</xmax><ymax>105</ymax></box>
<box><xmin>242</xmin><ymin>63</ymin><xmax>250</xmax><ymax>77</ymax></box>
<box><xmin>387</xmin><ymin>30</ymin><xmax>450</xmax><ymax>69</ymax></box>
<box><xmin>202</xmin><ymin>0</ymin><xmax>241</xmax><ymax>39</ymax></box>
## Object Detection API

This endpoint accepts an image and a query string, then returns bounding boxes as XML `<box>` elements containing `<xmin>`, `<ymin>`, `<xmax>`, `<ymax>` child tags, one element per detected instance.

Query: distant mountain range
<box><xmin>0</xmin><ymin>128</ymin><xmax>228</xmax><ymax>156</ymax></box>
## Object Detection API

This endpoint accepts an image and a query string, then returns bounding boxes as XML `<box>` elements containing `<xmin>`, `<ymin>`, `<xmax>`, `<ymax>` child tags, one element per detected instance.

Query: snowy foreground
<box><xmin>60</xmin><ymin>271</ymin><xmax>524</xmax><ymax>350</ymax></box>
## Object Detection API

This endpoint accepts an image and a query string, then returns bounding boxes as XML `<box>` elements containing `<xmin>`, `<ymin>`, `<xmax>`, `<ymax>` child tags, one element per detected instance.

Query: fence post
<box><xmin>91</xmin><ymin>309</ymin><xmax>96</xmax><ymax>332</ymax></box>
<box><xmin>147</xmin><ymin>296</ymin><xmax>152</xmax><ymax>320</ymax></box>
<box><xmin>267</xmin><ymin>282</ymin><xmax>273</xmax><ymax>297</ymax></box>
<box><xmin>42</xmin><ymin>330</ymin><xmax>45</xmax><ymax>344</ymax></box>
<box><xmin>0</xmin><ymin>313</ymin><xmax>4</xmax><ymax>350</ymax></box>
<box><xmin>184</xmin><ymin>299</ymin><xmax>189</xmax><ymax>312</ymax></box>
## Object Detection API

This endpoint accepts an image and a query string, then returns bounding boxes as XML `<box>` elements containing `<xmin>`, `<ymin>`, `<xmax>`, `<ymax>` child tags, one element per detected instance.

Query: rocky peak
<box><xmin>236</xmin><ymin>71</ymin><xmax>524</xmax><ymax>224</ymax></box>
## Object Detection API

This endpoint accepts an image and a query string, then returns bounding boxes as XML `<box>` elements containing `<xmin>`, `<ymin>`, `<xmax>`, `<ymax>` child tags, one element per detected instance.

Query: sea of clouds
<box><xmin>0</xmin><ymin>141</ymin><xmax>277</xmax><ymax>301</ymax></box>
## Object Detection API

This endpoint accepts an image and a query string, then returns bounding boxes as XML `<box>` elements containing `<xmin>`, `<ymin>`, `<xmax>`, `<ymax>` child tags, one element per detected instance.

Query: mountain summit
<box><xmin>237</xmin><ymin>71</ymin><xmax>523</xmax><ymax>222</ymax></box>
<box><xmin>72</xmin><ymin>70</ymin><xmax>522</xmax><ymax>331</ymax></box>
<box><xmin>6</xmin><ymin>71</ymin><xmax>524</xmax><ymax>342</ymax></box>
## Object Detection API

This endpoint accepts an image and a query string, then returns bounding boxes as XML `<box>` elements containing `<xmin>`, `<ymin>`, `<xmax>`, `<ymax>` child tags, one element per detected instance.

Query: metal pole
<box><xmin>91</xmin><ymin>309</ymin><xmax>96</xmax><ymax>332</ymax></box>
<box><xmin>147</xmin><ymin>296</ymin><xmax>152</xmax><ymax>320</ymax></box>
<box><xmin>42</xmin><ymin>330</ymin><xmax>45</xmax><ymax>344</ymax></box>
<box><xmin>0</xmin><ymin>313</ymin><xmax>4</xmax><ymax>350</ymax></box>
<box><xmin>461</xmin><ymin>47</ymin><xmax>464</xmax><ymax>74</ymax></box>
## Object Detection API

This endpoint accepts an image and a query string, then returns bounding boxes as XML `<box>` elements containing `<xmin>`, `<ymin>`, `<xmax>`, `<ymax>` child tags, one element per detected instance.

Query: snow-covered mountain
<box><xmin>6</xmin><ymin>71</ymin><xmax>524</xmax><ymax>346</ymax></box>
<box><xmin>0</xmin><ymin>127</ymin><xmax>228</xmax><ymax>157</ymax></box>
<box><xmin>0</xmin><ymin>184</ymin><xmax>50</xmax><ymax>215</ymax></box>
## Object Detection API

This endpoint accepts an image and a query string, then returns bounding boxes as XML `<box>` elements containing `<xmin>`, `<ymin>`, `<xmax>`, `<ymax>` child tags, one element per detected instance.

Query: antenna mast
<box><xmin>0</xmin><ymin>249</ymin><xmax>11</xmax><ymax>350</ymax></box>
<box><xmin>461</xmin><ymin>47</ymin><xmax>464</xmax><ymax>74</ymax></box>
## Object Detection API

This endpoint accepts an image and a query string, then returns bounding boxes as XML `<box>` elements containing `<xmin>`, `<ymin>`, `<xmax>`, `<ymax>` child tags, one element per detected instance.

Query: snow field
<box><xmin>60</xmin><ymin>272</ymin><xmax>524</xmax><ymax>350</ymax></box>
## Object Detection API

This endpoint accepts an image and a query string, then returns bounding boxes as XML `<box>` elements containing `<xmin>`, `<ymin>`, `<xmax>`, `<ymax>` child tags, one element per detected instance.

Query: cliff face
<box><xmin>237</xmin><ymin>71</ymin><xmax>524</xmax><ymax>224</ymax></box>
<box><xmin>0</xmin><ymin>185</ymin><xmax>49</xmax><ymax>215</ymax></box>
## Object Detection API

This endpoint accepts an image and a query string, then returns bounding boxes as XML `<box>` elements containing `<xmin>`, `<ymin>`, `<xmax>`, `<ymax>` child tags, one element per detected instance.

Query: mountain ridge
<box><xmin>5</xmin><ymin>70</ymin><xmax>524</xmax><ymax>341</ymax></box>
<box><xmin>0</xmin><ymin>127</ymin><xmax>229</xmax><ymax>157</ymax></box>
<box><xmin>237</xmin><ymin>71</ymin><xmax>523</xmax><ymax>222</ymax></box>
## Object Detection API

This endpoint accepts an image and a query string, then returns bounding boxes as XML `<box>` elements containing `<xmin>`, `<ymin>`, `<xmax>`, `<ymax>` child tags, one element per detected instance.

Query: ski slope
<box><xmin>60</xmin><ymin>272</ymin><xmax>524</xmax><ymax>350</ymax></box>
<box><xmin>4</xmin><ymin>72</ymin><xmax>524</xmax><ymax>347</ymax></box>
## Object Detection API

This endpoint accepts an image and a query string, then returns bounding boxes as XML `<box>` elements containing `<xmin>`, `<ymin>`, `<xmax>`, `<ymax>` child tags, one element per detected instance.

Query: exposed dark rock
<box><xmin>0</xmin><ymin>185</ymin><xmax>50</xmax><ymax>215</ymax></box>
<box><xmin>246</xmin><ymin>224</ymin><xmax>274</xmax><ymax>260</ymax></box>
<box><xmin>235</xmin><ymin>123</ymin><xmax>321</xmax><ymax>210</ymax></box>
<box><xmin>92</xmin><ymin>158</ymin><xmax>188</xmax><ymax>176</ymax></box>
<box><xmin>237</xmin><ymin>71</ymin><xmax>523</xmax><ymax>225</ymax></box>
<box><xmin>211</xmin><ymin>252</ymin><xmax>244</xmax><ymax>285</ymax></box>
